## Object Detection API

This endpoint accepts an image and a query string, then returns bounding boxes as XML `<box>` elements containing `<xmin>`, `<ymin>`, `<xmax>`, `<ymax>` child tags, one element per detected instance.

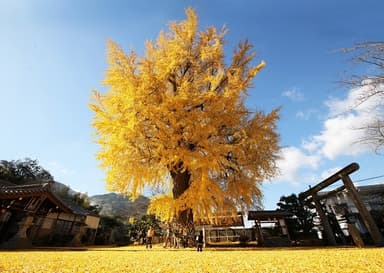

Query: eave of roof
<box><xmin>0</xmin><ymin>182</ymin><xmax>87</xmax><ymax>215</ymax></box>
<box><xmin>0</xmin><ymin>179</ymin><xmax>17</xmax><ymax>187</ymax></box>
<box><xmin>248</xmin><ymin>210</ymin><xmax>293</xmax><ymax>220</ymax></box>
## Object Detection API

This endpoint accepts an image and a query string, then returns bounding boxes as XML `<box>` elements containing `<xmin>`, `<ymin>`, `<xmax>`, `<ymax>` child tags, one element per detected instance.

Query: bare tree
<box><xmin>341</xmin><ymin>41</ymin><xmax>384</xmax><ymax>153</ymax></box>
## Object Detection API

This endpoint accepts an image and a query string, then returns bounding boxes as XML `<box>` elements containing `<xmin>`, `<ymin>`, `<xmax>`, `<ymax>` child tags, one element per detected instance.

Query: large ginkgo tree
<box><xmin>90</xmin><ymin>8</ymin><xmax>280</xmax><ymax>225</ymax></box>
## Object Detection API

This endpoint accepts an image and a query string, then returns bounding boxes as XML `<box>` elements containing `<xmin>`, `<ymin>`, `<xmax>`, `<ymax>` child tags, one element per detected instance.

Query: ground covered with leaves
<box><xmin>0</xmin><ymin>246</ymin><xmax>383</xmax><ymax>272</ymax></box>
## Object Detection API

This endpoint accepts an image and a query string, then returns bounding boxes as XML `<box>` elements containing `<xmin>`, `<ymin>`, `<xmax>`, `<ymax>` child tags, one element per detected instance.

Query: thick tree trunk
<box><xmin>170</xmin><ymin>166</ymin><xmax>193</xmax><ymax>225</ymax></box>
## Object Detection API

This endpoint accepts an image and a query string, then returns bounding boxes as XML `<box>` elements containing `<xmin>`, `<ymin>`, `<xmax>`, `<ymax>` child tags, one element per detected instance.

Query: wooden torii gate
<box><xmin>299</xmin><ymin>162</ymin><xmax>384</xmax><ymax>246</ymax></box>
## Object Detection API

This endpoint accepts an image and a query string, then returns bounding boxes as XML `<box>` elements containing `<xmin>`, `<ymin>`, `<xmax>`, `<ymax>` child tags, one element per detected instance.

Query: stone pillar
<box><xmin>313</xmin><ymin>194</ymin><xmax>337</xmax><ymax>245</ymax></box>
<box><xmin>342</xmin><ymin>175</ymin><xmax>384</xmax><ymax>246</ymax></box>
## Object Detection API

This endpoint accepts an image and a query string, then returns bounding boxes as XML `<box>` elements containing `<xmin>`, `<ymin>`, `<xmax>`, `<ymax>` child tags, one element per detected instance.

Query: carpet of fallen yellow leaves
<box><xmin>0</xmin><ymin>245</ymin><xmax>383</xmax><ymax>273</ymax></box>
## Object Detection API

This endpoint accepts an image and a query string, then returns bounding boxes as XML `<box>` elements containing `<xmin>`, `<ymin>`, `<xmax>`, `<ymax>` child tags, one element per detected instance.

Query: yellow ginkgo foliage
<box><xmin>90</xmin><ymin>8</ymin><xmax>280</xmax><ymax>224</ymax></box>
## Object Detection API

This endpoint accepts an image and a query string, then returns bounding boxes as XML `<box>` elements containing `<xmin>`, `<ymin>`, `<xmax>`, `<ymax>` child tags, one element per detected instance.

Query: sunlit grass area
<box><xmin>0</xmin><ymin>245</ymin><xmax>383</xmax><ymax>273</ymax></box>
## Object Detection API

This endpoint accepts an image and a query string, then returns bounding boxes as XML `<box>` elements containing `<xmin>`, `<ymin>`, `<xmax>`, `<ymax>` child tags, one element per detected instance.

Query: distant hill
<box><xmin>89</xmin><ymin>193</ymin><xmax>150</xmax><ymax>218</ymax></box>
<box><xmin>52</xmin><ymin>182</ymin><xmax>151</xmax><ymax>218</ymax></box>
<box><xmin>0</xmin><ymin>177</ymin><xmax>150</xmax><ymax>218</ymax></box>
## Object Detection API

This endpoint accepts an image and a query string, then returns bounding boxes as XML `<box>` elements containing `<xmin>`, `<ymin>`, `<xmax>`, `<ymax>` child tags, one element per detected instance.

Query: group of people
<box><xmin>145</xmin><ymin>223</ymin><xmax>204</xmax><ymax>251</ymax></box>
<box><xmin>162</xmin><ymin>222</ymin><xmax>196</xmax><ymax>249</ymax></box>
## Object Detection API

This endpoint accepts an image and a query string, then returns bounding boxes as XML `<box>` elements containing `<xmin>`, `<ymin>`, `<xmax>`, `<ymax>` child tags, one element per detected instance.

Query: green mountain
<box><xmin>89</xmin><ymin>193</ymin><xmax>149</xmax><ymax>218</ymax></box>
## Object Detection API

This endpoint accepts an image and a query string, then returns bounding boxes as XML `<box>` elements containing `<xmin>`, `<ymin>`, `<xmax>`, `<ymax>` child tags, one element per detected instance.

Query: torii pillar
<box><xmin>341</xmin><ymin>174</ymin><xmax>384</xmax><ymax>246</ymax></box>
<box><xmin>299</xmin><ymin>163</ymin><xmax>384</xmax><ymax>247</ymax></box>
<box><xmin>312</xmin><ymin>193</ymin><xmax>337</xmax><ymax>245</ymax></box>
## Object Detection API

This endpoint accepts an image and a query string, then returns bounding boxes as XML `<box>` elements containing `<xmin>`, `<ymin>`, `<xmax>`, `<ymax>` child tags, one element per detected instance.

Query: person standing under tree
<box><xmin>146</xmin><ymin>226</ymin><xmax>155</xmax><ymax>249</ymax></box>
<box><xmin>196</xmin><ymin>230</ymin><xmax>204</xmax><ymax>252</ymax></box>
<box><xmin>163</xmin><ymin>226</ymin><xmax>172</xmax><ymax>248</ymax></box>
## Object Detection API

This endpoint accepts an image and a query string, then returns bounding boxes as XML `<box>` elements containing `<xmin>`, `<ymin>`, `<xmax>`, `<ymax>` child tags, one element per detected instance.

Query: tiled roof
<box><xmin>318</xmin><ymin>183</ymin><xmax>384</xmax><ymax>197</ymax></box>
<box><xmin>0</xmin><ymin>182</ymin><xmax>88</xmax><ymax>215</ymax></box>
<box><xmin>59</xmin><ymin>197</ymin><xmax>90</xmax><ymax>216</ymax></box>
<box><xmin>357</xmin><ymin>184</ymin><xmax>384</xmax><ymax>193</ymax></box>
<box><xmin>248</xmin><ymin>210</ymin><xmax>293</xmax><ymax>221</ymax></box>
<box><xmin>0</xmin><ymin>179</ymin><xmax>17</xmax><ymax>187</ymax></box>
<box><xmin>0</xmin><ymin>182</ymin><xmax>51</xmax><ymax>195</ymax></box>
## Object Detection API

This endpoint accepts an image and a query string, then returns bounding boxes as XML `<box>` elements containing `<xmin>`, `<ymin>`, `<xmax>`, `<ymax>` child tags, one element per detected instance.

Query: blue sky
<box><xmin>1</xmin><ymin>0</ymin><xmax>383</xmax><ymax>209</ymax></box>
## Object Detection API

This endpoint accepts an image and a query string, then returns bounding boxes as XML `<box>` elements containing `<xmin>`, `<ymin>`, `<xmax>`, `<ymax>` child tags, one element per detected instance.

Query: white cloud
<box><xmin>273</xmin><ymin>146</ymin><xmax>321</xmax><ymax>185</ymax></box>
<box><xmin>282</xmin><ymin>87</ymin><xmax>305</xmax><ymax>102</ymax></box>
<box><xmin>296</xmin><ymin>109</ymin><xmax>318</xmax><ymax>120</ymax></box>
<box><xmin>305</xmin><ymin>85</ymin><xmax>382</xmax><ymax>159</ymax></box>
<box><xmin>301</xmin><ymin>138</ymin><xmax>321</xmax><ymax>152</ymax></box>
<box><xmin>320</xmin><ymin>167</ymin><xmax>342</xmax><ymax>180</ymax></box>
<box><xmin>271</xmin><ymin>85</ymin><xmax>382</xmax><ymax>187</ymax></box>
<box><xmin>312</xmin><ymin>113</ymin><xmax>372</xmax><ymax>159</ymax></box>
<box><xmin>326</xmin><ymin>84</ymin><xmax>383</xmax><ymax>117</ymax></box>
